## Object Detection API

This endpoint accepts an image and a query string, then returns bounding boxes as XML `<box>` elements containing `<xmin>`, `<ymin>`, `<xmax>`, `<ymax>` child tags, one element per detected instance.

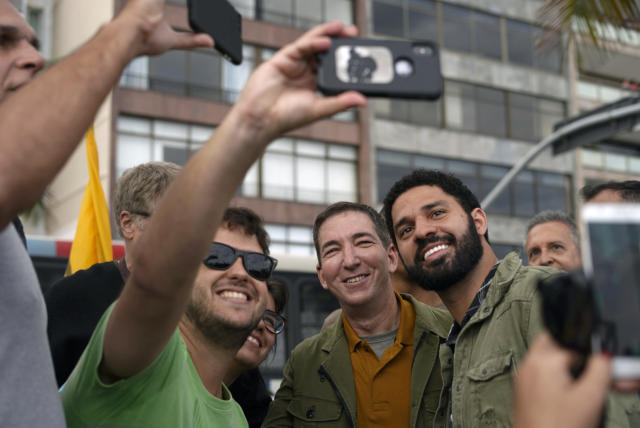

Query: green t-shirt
<box><xmin>61</xmin><ymin>304</ymin><xmax>248</xmax><ymax>428</ymax></box>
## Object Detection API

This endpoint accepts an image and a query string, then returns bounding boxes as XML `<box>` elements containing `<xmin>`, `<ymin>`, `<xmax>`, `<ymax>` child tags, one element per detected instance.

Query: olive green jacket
<box><xmin>262</xmin><ymin>294</ymin><xmax>452</xmax><ymax>428</ymax></box>
<box><xmin>433</xmin><ymin>252</ymin><xmax>640</xmax><ymax>428</ymax></box>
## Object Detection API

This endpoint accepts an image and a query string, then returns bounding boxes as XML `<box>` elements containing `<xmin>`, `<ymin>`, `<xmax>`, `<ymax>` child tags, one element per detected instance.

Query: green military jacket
<box><xmin>433</xmin><ymin>252</ymin><xmax>640</xmax><ymax>428</ymax></box>
<box><xmin>262</xmin><ymin>294</ymin><xmax>452</xmax><ymax>428</ymax></box>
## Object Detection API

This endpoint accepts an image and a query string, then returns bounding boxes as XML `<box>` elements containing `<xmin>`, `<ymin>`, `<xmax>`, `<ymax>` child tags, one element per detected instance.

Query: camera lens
<box><xmin>413</xmin><ymin>45</ymin><xmax>434</xmax><ymax>56</ymax></box>
<box><xmin>394</xmin><ymin>58</ymin><xmax>413</xmax><ymax>77</ymax></box>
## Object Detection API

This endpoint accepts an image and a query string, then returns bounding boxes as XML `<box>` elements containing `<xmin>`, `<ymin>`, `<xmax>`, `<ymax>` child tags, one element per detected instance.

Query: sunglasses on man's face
<box><xmin>263</xmin><ymin>309</ymin><xmax>286</xmax><ymax>335</ymax></box>
<box><xmin>203</xmin><ymin>242</ymin><xmax>277</xmax><ymax>282</ymax></box>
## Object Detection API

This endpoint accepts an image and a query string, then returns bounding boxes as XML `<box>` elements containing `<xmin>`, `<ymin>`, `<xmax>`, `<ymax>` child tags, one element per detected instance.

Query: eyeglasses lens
<box><xmin>203</xmin><ymin>243</ymin><xmax>276</xmax><ymax>282</ymax></box>
<box><xmin>263</xmin><ymin>310</ymin><xmax>285</xmax><ymax>334</ymax></box>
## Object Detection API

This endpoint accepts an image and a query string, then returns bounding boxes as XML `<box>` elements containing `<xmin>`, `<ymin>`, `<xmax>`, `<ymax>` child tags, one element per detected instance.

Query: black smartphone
<box><xmin>187</xmin><ymin>0</ymin><xmax>243</xmax><ymax>65</ymax></box>
<box><xmin>317</xmin><ymin>38</ymin><xmax>442</xmax><ymax>99</ymax></box>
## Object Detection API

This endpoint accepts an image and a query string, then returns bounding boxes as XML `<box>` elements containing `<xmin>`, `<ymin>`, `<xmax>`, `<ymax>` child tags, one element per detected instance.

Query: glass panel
<box><xmin>536</xmin><ymin>98</ymin><xmax>564</xmax><ymax>141</ymax></box>
<box><xmin>241</xmin><ymin>162</ymin><xmax>259</xmax><ymax>197</ymax></box>
<box><xmin>533</xmin><ymin>27</ymin><xmax>561</xmax><ymax>72</ymax></box>
<box><xmin>154</xmin><ymin>120</ymin><xmax>188</xmax><ymax>139</ymax></box>
<box><xmin>509</xmin><ymin>93</ymin><xmax>536</xmax><ymax>141</ymax></box>
<box><xmin>445</xmin><ymin>81</ymin><xmax>475</xmax><ymax>131</ymax></box>
<box><xmin>506</xmin><ymin>20</ymin><xmax>533</xmax><ymax>67</ymax></box>
<box><xmin>190</xmin><ymin>125</ymin><xmax>215</xmax><ymax>143</ymax></box>
<box><xmin>447</xmin><ymin>159</ymin><xmax>479</xmax><ymax>196</ymax></box>
<box><xmin>222</xmin><ymin>47</ymin><xmax>254</xmax><ymax>103</ymax></box>
<box><xmin>473</xmin><ymin>11</ymin><xmax>501</xmax><ymax>60</ymax></box>
<box><xmin>289</xmin><ymin>226</ymin><xmax>312</xmax><ymax>243</ymax></box>
<box><xmin>163</xmin><ymin>146</ymin><xmax>189</xmax><ymax>166</ymax></box>
<box><xmin>329</xmin><ymin>144</ymin><xmax>357</xmax><ymax>160</ymax></box>
<box><xmin>296</xmin><ymin>157</ymin><xmax>326</xmax><ymax>203</ymax></box>
<box><xmin>299</xmin><ymin>281</ymin><xmax>340</xmax><ymax>340</ymax></box>
<box><xmin>408</xmin><ymin>99</ymin><xmax>441</xmax><ymax>127</ymax></box>
<box><xmin>475</xmin><ymin>87</ymin><xmax>506</xmax><ymax>138</ymax></box>
<box><xmin>327</xmin><ymin>160</ymin><xmax>357</xmax><ymax>203</ymax></box>
<box><xmin>294</xmin><ymin>0</ymin><xmax>321</xmax><ymax>28</ymax></box>
<box><xmin>268</xmin><ymin>138</ymin><xmax>294</xmax><ymax>153</ymax></box>
<box><xmin>118</xmin><ymin>116</ymin><xmax>151</xmax><ymax>134</ymax></box>
<box><xmin>116</xmin><ymin>135</ymin><xmax>152</xmax><ymax>178</ymax></box>
<box><xmin>265</xmin><ymin>224</ymin><xmax>287</xmax><ymax>241</ymax></box>
<box><xmin>189</xmin><ymin>51</ymin><xmax>222</xmax><ymax>101</ymax></box>
<box><xmin>262</xmin><ymin>152</ymin><xmax>295</xmax><ymax>199</ymax></box>
<box><xmin>229</xmin><ymin>0</ymin><xmax>255</xmax><ymax>19</ymax></box>
<box><xmin>409</xmin><ymin>9</ymin><xmax>437</xmax><ymax>42</ymax></box>
<box><xmin>377</xmin><ymin>163</ymin><xmax>409</xmax><ymax>202</ymax></box>
<box><xmin>582</xmin><ymin>148</ymin><xmax>603</xmax><ymax>168</ymax></box>
<box><xmin>536</xmin><ymin>172</ymin><xmax>567</xmax><ymax>211</ymax></box>
<box><xmin>378</xmin><ymin>149</ymin><xmax>411</xmax><ymax>167</ymax></box>
<box><xmin>513</xmin><ymin>171</ymin><xmax>535</xmax><ymax>217</ymax></box>
<box><xmin>263</xmin><ymin>0</ymin><xmax>293</xmax><ymax>26</ymax></box>
<box><xmin>149</xmin><ymin>50</ymin><xmax>187</xmax><ymax>95</ymax></box>
<box><xmin>296</xmin><ymin>140</ymin><xmax>325</xmax><ymax>157</ymax></box>
<box><xmin>289</xmin><ymin>244</ymin><xmax>313</xmax><ymax>256</ymax></box>
<box><xmin>372</xmin><ymin>1</ymin><xmax>404</xmax><ymax>38</ymax></box>
<box><xmin>325</xmin><ymin>0</ymin><xmax>353</xmax><ymax>24</ymax></box>
<box><xmin>481</xmin><ymin>165</ymin><xmax>510</xmax><ymax>215</ymax></box>
<box><xmin>577</xmin><ymin>81</ymin><xmax>599</xmax><ymax>100</ymax></box>
<box><xmin>414</xmin><ymin>156</ymin><xmax>444</xmax><ymax>170</ymax></box>
<box><xmin>442</xmin><ymin>4</ymin><xmax>472</xmax><ymax>53</ymax></box>
<box><xmin>120</xmin><ymin>56</ymin><xmax>149</xmax><ymax>90</ymax></box>
<box><xmin>604</xmin><ymin>153</ymin><xmax>627</xmax><ymax>172</ymax></box>
<box><xmin>269</xmin><ymin>243</ymin><xmax>287</xmax><ymax>254</ymax></box>
<box><xmin>629</xmin><ymin>156</ymin><xmax>640</xmax><ymax>174</ymax></box>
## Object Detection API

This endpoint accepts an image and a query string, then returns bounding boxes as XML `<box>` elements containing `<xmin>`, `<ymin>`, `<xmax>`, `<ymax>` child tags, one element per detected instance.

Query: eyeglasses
<box><xmin>203</xmin><ymin>242</ymin><xmax>277</xmax><ymax>282</ymax></box>
<box><xmin>263</xmin><ymin>309</ymin><xmax>286</xmax><ymax>334</ymax></box>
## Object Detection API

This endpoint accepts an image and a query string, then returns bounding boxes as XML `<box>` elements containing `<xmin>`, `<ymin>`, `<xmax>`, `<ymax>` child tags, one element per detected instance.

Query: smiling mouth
<box><xmin>344</xmin><ymin>274</ymin><xmax>368</xmax><ymax>284</ymax></box>
<box><xmin>246</xmin><ymin>335</ymin><xmax>261</xmax><ymax>347</ymax></box>
<box><xmin>218</xmin><ymin>290</ymin><xmax>250</xmax><ymax>302</ymax></box>
<box><xmin>424</xmin><ymin>244</ymin><xmax>449</xmax><ymax>261</ymax></box>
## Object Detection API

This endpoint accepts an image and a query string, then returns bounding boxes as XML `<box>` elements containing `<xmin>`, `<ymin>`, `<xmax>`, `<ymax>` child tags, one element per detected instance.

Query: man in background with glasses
<box><xmin>60</xmin><ymin>20</ymin><xmax>366</xmax><ymax>427</ymax></box>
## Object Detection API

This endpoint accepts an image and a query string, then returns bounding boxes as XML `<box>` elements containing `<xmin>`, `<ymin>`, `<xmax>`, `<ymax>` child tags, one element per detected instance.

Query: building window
<box><xmin>445</xmin><ymin>81</ymin><xmax>507</xmax><ymax>138</ymax></box>
<box><xmin>120</xmin><ymin>45</ymin><xmax>258</xmax><ymax>103</ymax></box>
<box><xmin>266</xmin><ymin>224</ymin><xmax>314</xmax><ymax>255</ymax></box>
<box><xmin>27</xmin><ymin>7</ymin><xmax>43</xmax><ymax>48</ymax></box>
<box><xmin>255</xmin><ymin>0</ymin><xmax>353</xmax><ymax>29</ymax></box>
<box><xmin>241</xmin><ymin>139</ymin><xmax>358</xmax><ymax>204</ymax></box>
<box><xmin>371</xmin><ymin>1</ymin><xmax>561</xmax><ymax>72</ymax></box>
<box><xmin>376</xmin><ymin>149</ymin><xmax>570</xmax><ymax>216</ymax></box>
<box><xmin>116</xmin><ymin>115</ymin><xmax>215</xmax><ymax>178</ymax></box>
<box><xmin>582</xmin><ymin>142</ymin><xmax>640</xmax><ymax>174</ymax></box>
<box><xmin>372</xmin><ymin>98</ymin><xmax>441</xmax><ymax>127</ymax></box>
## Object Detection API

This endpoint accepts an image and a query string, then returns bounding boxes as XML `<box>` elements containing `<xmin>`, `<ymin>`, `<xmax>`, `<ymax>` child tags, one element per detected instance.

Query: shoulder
<box><xmin>498</xmin><ymin>253</ymin><xmax>559</xmax><ymax>300</ymax></box>
<box><xmin>405</xmin><ymin>294</ymin><xmax>452</xmax><ymax>338</ymax></box>
<box><xmin>289</xmin><ymin>322</ymin><xmax>344</xmax><ymax>362</ymax></box>
<box><xmin>45</xmin><ymin>261</ymin><xmax>122</xmax><ymax>300</ymax></box>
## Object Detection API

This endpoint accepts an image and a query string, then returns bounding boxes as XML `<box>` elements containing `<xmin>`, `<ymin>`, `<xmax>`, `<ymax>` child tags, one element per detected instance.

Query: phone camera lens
<box><xmin>394</xmin><ymin>58</ymin><xmax>413</xmax><ymax>77</ymax></box>
<box><xmin>413</xmin><ymin>45</ymin><xmax>433</xmax><ymax>56</ymax></box>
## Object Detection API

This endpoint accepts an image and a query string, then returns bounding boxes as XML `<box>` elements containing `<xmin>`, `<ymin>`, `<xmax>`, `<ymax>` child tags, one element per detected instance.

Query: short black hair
<box><xmin>382</xmin><ymin>169</ymin><xmax>488</xmax><ymax>246</ymax></box>
<box><xmin>267</xmin><ymin>280</ymin><xmax>288</xmax><ymax>314</ymax></box>
<box><xmin>313</xmin><ymin>202</ymin><xmax>391</xmax><ymax>265</ymax></box>
<box><xmin>222</xmin><ymin>207</ymin><xmax>270</xmax><ymax>255</ymax></box>
<box><xmin>581</xmin><ymin>180</ymin><xmax>640</xmax><ymax>202</ymax></box>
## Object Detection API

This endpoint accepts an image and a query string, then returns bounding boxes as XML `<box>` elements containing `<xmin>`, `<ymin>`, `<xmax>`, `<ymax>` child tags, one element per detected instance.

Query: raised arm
<box><xmin>102</xmin><ymin>21</ymin><xmax>366</xmax><ymax>380</ymax></box>
<box><xmin>0</xmin><ymin>0</ymin><xmax>212</xmax><ymax>228</ymax></box>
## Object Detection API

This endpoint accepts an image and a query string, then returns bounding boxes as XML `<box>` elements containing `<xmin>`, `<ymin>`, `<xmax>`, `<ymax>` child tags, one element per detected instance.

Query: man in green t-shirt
<box><xmin>60</xmin><ymin>10</ymin><xmax>367</xmax><ymax>428</ymax></box>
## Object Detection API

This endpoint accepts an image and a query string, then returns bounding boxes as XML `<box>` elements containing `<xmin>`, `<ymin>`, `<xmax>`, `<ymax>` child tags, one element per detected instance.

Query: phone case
<box><xmin>317</xmin><ymin>38</ymin><xmax>442</xmax><ymax>100</ymax></box>
<box><xmin>187</xmin><ymin>0</ymin><xmax>243</xmax><ymax>65</ymax></box>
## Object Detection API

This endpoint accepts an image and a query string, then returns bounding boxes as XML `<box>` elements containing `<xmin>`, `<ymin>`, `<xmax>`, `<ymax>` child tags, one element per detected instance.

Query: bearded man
<box><xmin>380</xmin><ymin>169</ymin><xmax>638</xmax><ymax>428</ymax></box>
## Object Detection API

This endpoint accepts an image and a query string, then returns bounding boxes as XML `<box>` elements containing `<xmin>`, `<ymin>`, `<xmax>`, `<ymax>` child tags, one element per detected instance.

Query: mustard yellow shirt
<box><xmin>343</xmin><ymin>292</ymin><xmax>415</xmax><ymax>428</ymax></box>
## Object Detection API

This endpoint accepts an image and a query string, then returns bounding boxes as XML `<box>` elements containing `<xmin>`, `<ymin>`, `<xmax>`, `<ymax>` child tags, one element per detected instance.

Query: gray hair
<box><xmin>113</xmin><ymin>161</ymin><xmax>181</xmax><ymax>237</ymax></box>
<box><xmin>524</xmin><ymin>210</ymin><xmax>579</xmax><ymax>250</ymax></box>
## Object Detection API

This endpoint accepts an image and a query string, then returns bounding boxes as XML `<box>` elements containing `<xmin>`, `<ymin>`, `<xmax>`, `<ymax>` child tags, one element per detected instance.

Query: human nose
<box><xmin>342</xmin><ymin>244</ymin><xmax>360</xmax><ymax>269</ymax></box>
<box><xmin>541</xmin><ymin>251</ymin><xmax>555</xmax><ymax>266</ymax></box>
<box><xmin>16</xmin><ymin>41</ymin><xmax>45</xmax><ymax>73</ymax></box>
<box><xmin>414</xmin><ymin>216</ymin><xmax>437</xmax><ymax>240</ymax></box>
<box><xmin>226</xmin><ymin>256</ymin><xmax>250</xmax><ymax>281</ymax></box>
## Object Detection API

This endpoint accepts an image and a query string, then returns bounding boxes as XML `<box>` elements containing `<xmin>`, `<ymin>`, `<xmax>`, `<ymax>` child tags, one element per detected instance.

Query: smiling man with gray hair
<box><xmin>524</xmin><ymin>210</ymin><xmax>581</xmax><ymax>272</ymax></box>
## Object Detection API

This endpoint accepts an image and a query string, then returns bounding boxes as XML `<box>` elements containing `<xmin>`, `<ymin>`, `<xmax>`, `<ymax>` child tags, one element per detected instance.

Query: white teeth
<box><xmin>247</xmin><ymin>336</ymin><xmax>260</xmax><ymax>347</ymax></box>
<box><xmin>424</xmin><ymin>244</ymin><xmax>448</xmax><ymax>260</ymax></box>
<box><xmin>220</xmin><ymin>291</ymin><xmax>248</xmax><ymax>301</ymax></box>
<box><xmin>345</xmin><ymin>274</ymin><xmax>366</xmax><ymax>284</ymax></box>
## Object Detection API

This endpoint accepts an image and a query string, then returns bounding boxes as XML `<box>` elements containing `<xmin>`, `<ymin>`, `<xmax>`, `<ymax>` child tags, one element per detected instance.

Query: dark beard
<box><xmin>185</xmin><ymin>294</ymin><xmax>259</xmax><ymax>351</ymax></box>
<box><xmin>405</xmin><ymin>215</ymin><xmax>483</xmax><ymax>292</ymax></box>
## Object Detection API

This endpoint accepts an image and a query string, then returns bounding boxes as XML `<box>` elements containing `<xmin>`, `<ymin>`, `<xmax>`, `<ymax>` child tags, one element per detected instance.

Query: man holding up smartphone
<box><xmin>60</xmin><ymin>20</ymin><xmax>366</xmax><ymax>428</ymax></box>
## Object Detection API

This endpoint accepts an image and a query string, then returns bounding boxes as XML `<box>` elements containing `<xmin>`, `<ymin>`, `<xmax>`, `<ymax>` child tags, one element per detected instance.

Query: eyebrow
<box><xmin>393</xmin><ymin>201</ymin><xmax>447</xmax><ymax>232</ymax></box>
<box><xmin>0</xmin><ymin>25</ymin><xmax>40</xmax><ymax>50</ymax></box>
<box><xmin>319</xmin><ymin>232</ymin><xmax>378</xmax><ymax>254</ymax></box>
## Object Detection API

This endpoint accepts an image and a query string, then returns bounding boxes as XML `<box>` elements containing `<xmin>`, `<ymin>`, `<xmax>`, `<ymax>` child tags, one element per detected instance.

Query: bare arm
<box><xmin>102</xmin><ymin>21</ymin><xmax>366</xmax><ymax>380</ymax></box>
<box><xmin>0</xmin><ymin>0</ymin><xmax>212</xmax><ymax>229</ymax></box>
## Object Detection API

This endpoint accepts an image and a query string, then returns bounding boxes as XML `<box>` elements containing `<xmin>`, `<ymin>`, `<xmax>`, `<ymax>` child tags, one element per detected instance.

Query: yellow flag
<box><xmin>66</xmin><ymin>125</ymin><xmax>113</xmax><ymax>275</ymax></box>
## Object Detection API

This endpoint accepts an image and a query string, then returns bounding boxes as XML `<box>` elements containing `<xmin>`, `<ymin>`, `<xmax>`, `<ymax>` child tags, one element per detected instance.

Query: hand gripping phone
<box><xmin>187</xmin><ymin>0</ymin><xmax>243</xmax><ymax>65</ymax></box>
<box><xmin>317</xmin><ymin>38</ymin><xmax>442</xmax><ymax>100</ymax></box>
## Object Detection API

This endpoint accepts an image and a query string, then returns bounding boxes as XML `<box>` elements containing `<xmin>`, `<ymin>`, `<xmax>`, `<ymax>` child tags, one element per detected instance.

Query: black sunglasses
<box><xmin>263</xmin><ymin>309</ymin><xmax>286</xmax><ymax>335</ymax></box>
<box><xmin>203</xmin><ymin>242</ymin><xmax>277</xmax><ymax>281</ymax></box>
